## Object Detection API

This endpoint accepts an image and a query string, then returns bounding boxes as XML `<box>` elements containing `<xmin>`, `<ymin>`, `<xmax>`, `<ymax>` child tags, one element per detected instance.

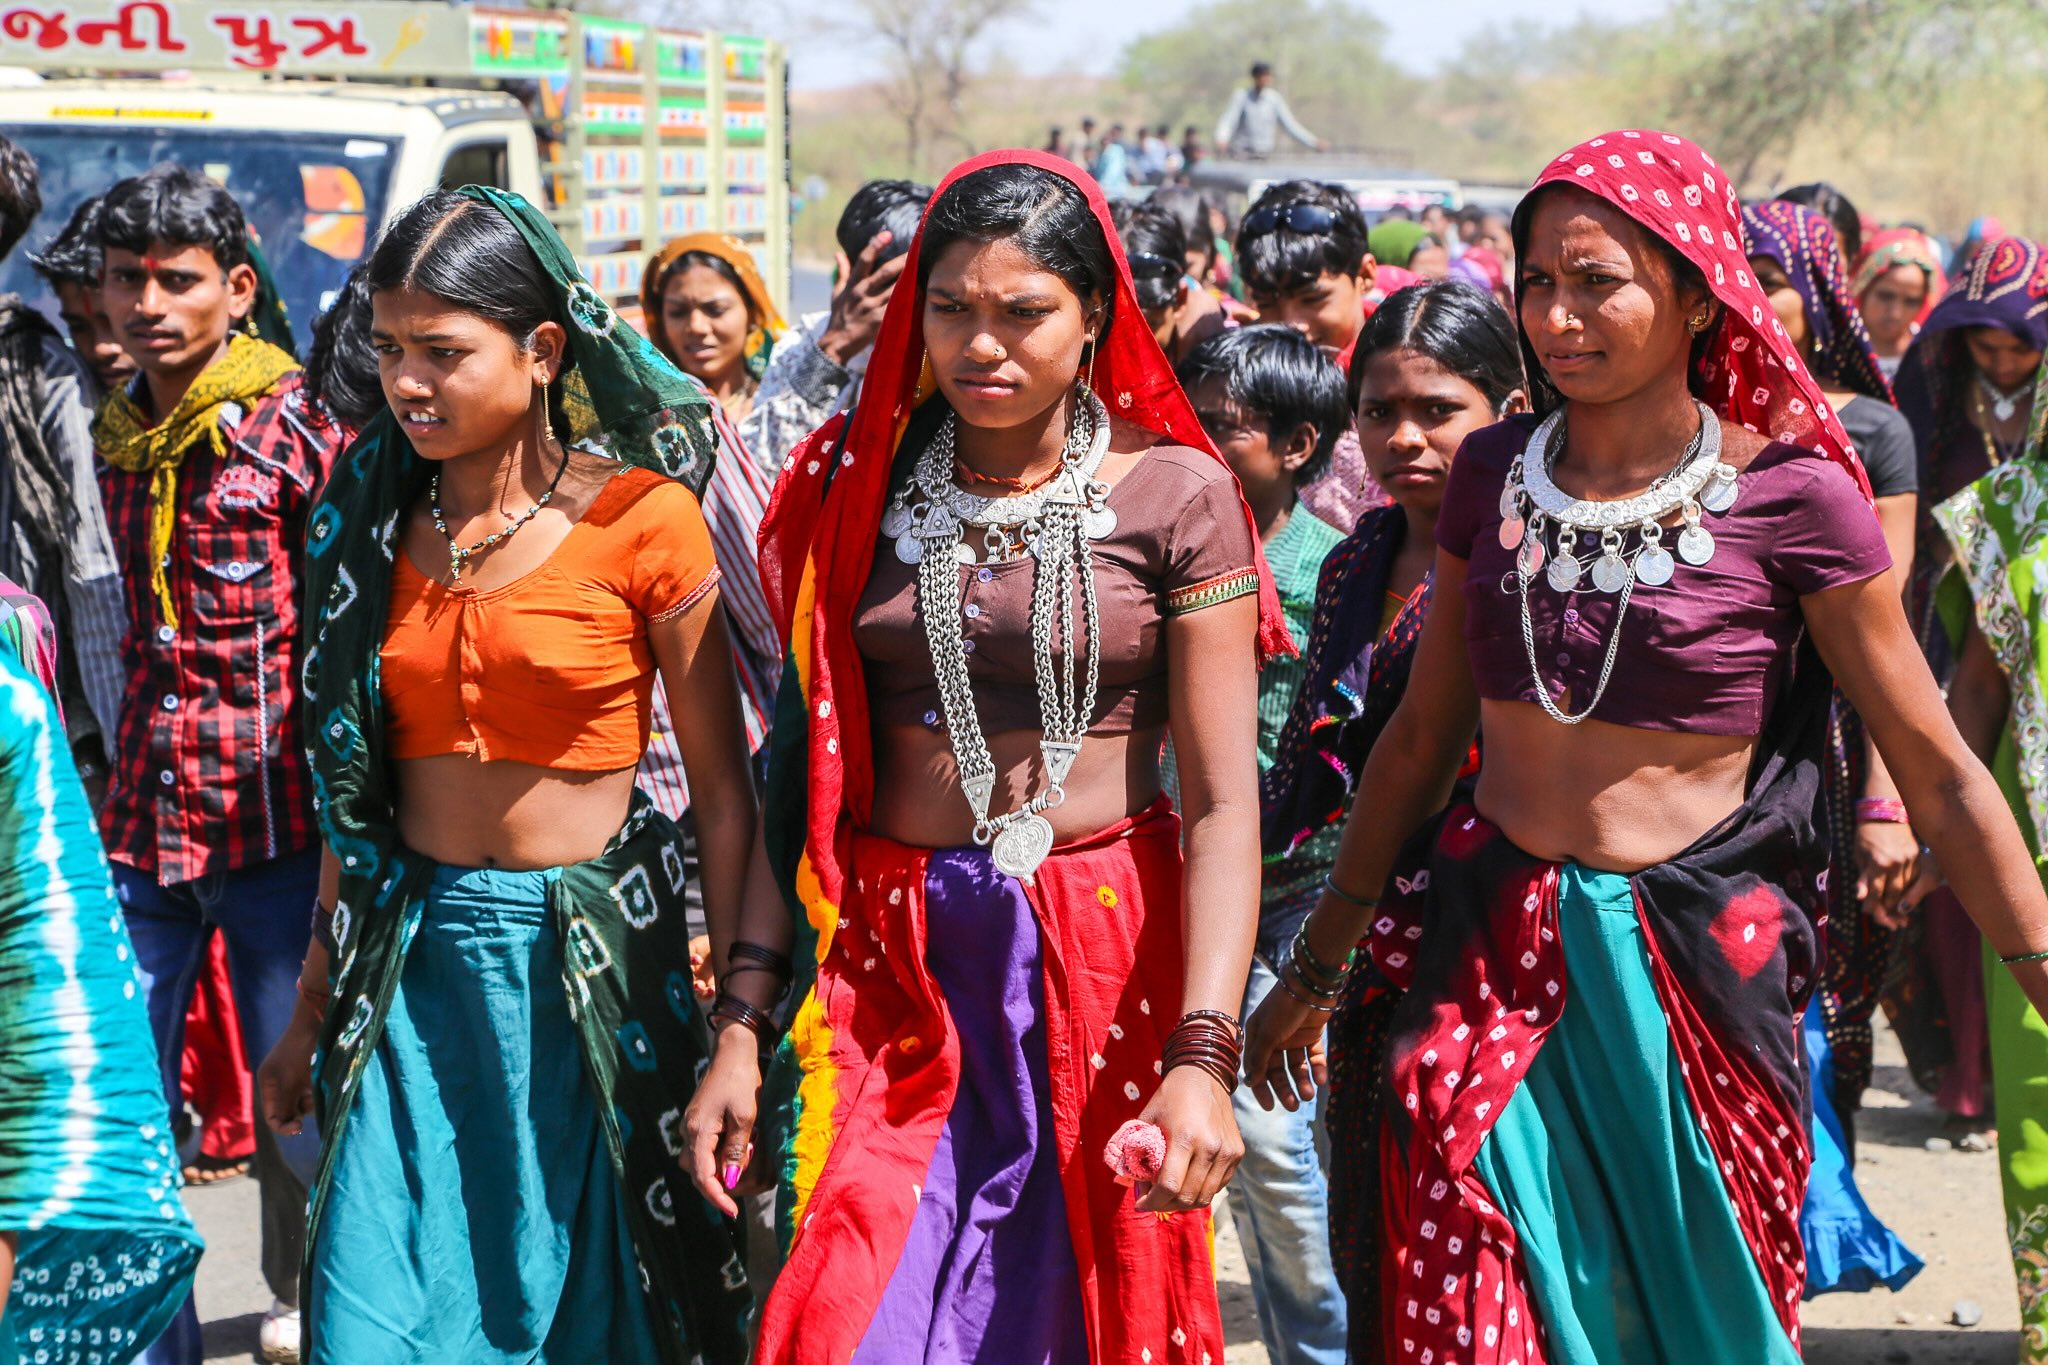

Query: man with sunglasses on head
<box><xmin>1237</xmin><ymin>180</ymin><xmax>1386</xmax><ymax>530</ymax></box>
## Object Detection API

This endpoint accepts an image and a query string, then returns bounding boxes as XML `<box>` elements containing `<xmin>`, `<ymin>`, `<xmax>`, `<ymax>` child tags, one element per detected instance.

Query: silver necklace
<box><xmin>910</xmin><ymin>387</ymin><xmax>1113</xmax><ymax>878</ymax></box>
<box><xmin>430</xmin><ymin>443</ymin><xmax>570</xmax><ymax>585</ymax></box>
<box><xmin>1979</xmin><ymin>372</ymin><xmax>2028</xmax><ymax>425</ymax></box>
<box><xmin>1503</xmin><ymin>403</ymin><xmax>1733</xmax><ymax>725</ymax></box>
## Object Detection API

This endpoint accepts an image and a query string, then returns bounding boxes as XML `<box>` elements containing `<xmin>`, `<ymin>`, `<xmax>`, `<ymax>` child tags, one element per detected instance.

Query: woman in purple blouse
<box><xmin>1245</xmin><ymin>130</ymin><xmax>2048</xmax><ymax>1365</ymax></box>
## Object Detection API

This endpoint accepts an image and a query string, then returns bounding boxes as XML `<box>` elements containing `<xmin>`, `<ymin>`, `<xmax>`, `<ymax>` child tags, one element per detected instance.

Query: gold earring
<box><xmin>1688</xmin><ymin>312</ymin><xmax>1711</xmax><ymax>334</ymax></box>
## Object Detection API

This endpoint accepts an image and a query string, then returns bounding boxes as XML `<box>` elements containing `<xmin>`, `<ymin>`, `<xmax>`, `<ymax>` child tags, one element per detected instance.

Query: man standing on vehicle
<box><xmin>1215</xmin><ymin>61</ymin><xmax>1328</xmax><ymax>160</ymax></box>
<box><xmin>92</xmin><ymin>163</ymin><xmax>344</xmax><ymax>1365</ymax></box>
<box><xmin>0</xmin><ymin>143</ymin><xmax>127</xmax><ymax>801</ymax></box>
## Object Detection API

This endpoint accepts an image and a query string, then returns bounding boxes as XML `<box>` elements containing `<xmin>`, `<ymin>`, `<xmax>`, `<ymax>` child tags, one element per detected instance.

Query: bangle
<box><xmin>2002</xmin><ymin>947</ymin><xmax>2048</xmax><ymax>966</ymax></box>
<box><xmin>1290</xmin><ymin>926</ymin><xmax>1353</xmax><ymax>989</ymax></box>
<box><xmin>1163</xmin><ymin>1010</ymin><xmax>1245</xmax><ymax>1094</ymax></box>
<box><xmin>1281</xmin><ymin>953</ymin><xmax>1342</xmax><ymax>1002</ymax></box>
<box><xmin>296</xmin><ymin>978</ymin><xmax>330</xmax><ymax>1014</ymax></box>
<box><xmin>709</xmin><ymin>992</ymin><xmax>777</xmax><ymax>1039</ymax></box>
<box><xmin>729</xmin><ymin>940</ymin><xmax>794</xmax><ymax>978</ymax></box>
<box><xmin>1273</xmin><ymin>971</ymin><xmax>1338</xmax><ymax>1014</ymax></box>
<box><xmin>1320</xmin><ymin>873</ymin><xmax>1377</xmax><ymax>911</ymax></box>
<box><xmin>1856</xmin><ymin>797</ymin><xmax>1909</xmax><ymax>825</ymax></box>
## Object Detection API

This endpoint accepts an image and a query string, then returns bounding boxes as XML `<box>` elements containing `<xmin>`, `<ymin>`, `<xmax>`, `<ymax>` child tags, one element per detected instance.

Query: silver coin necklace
<box><xmin>900</xmin><ymin>387</ymin><xmax>1115</xmax><ymax>878</ymax></box>
<box><xmin>1498</xmin><ymin>402</ymin><xmax>1735</xmax><ymax>725</ymax></box>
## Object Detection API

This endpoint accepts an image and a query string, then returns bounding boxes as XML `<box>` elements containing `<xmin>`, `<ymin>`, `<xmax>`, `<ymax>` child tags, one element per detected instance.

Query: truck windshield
<box><xmin>0</xmin><ymin>124</ymin><xmax>397</xmax><ymax>348</ymax></box>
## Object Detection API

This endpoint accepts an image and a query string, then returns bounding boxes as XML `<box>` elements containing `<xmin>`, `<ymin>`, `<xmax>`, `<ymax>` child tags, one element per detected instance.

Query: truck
<box><xmin>0</xmin><ymin>0</ymin><xmax>790</xmax><ymax>337</ymax></box>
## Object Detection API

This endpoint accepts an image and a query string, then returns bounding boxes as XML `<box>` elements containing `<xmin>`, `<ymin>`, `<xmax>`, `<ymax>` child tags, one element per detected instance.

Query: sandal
<box><xmin>181</xmin><ymin>1153</ymin><xmax>252</xmax><ymax>1185</ymax></box>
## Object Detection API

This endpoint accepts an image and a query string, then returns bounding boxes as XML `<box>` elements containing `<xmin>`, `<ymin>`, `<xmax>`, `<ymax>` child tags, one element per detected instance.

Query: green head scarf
<box><xmin>1368</xmin><ymin>218</ymin><xmax>1430</xmax><ymax>269</ymax></box>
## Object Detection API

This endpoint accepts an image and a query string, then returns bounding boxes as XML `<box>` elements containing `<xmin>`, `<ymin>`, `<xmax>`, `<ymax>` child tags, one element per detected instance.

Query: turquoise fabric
<box><xmin>0</xmin><ymin>640</ymin><xmax>203</xmax><ymax>1363</ymax></box>
<box><xmin>1471</xmin><ymin>865</ymin><xmax>1800</xmax><ymax>1365</ymax></box>
<box><xmin>307</xmin><ymin>864</ymin><xmax>663</xmax><ymax>1363</ymax></box>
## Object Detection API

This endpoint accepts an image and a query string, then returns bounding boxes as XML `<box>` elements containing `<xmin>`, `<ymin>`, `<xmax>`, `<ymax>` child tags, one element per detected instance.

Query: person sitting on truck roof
<box><xmin>89</xmin><ymin>160</ymin><xmax>348</xmax><ymax>1365</ymax></box>
<box><xmin>28</xmin><ymin>193</ymin><xmax>140</xmax><ymax>396</ymax></box>
<box><xmin>255</xmin><ymin>184</ymin><xmax>760</xmax><ymax>1365</ymax></box>
<box><xmin>1237</xmin><ymin>178</ymin><xmax>1389</xmax><ymax>531</ymax></box>
<box><xmin>0</xmin><ymin>150</ymin><xmax>127</xmax><ymax>812</ymax></box>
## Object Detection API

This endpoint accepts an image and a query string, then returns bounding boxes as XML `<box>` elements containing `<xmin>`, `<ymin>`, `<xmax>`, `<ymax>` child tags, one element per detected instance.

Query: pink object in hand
<box><xmin>1104</xmin><ymin>1119</ymin><xmax>1167</xmax><ymax>1187</ymax></box>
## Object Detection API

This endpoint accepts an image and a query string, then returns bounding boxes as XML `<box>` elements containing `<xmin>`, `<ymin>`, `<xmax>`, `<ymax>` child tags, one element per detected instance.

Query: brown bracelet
<box><xmin>1163</xmin><ymin>1011</ymin><xmax>1245</xmax><ymax>1094</ymax></box>
<box><xmin>709</xmin><ymin>991</ymin><xmax>776</xmax><ymax>1040</ymax></box>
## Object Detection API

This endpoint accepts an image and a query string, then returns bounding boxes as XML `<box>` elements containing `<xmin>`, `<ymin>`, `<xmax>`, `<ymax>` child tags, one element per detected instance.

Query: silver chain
<box><xmin>915</xmin><ymin>388</ymin><xmax>1112</xmax><ymax>871</ymax></box>
<box><xmin>1518</xmin><ymin>564</ymin><xmax>1635</xmax><ymax>726</ymax></box>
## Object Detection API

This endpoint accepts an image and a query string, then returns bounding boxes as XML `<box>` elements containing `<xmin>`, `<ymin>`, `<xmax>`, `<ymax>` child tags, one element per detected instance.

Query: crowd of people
<box><xmin>1</xmin><ymin>100</ymin><xmax>2047</xmax><ymax>1365</ymax></box>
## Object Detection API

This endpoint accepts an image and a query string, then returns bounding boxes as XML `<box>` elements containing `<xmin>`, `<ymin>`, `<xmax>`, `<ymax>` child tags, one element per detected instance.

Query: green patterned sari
<box><xmin>1934</xmin><ymin>358</ymin><xmax>2048</xmax><ymax>1362</ymax></box>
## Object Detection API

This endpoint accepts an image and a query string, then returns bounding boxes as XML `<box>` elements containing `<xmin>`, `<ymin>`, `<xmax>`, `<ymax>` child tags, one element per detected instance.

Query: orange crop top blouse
<box><xmin>380</xmin><ymin>466</ymin><xmax>722</xmax><ymax>769</ymax></box>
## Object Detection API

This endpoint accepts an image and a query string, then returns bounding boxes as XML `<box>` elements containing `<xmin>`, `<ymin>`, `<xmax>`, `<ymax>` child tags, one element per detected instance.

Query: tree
<box><xmin>1117</xmin><ymin>0</ymin><xmax>1422</xmax><ymax>162</ymax></box>
<box><xmin>836</xmin><ymin>0</ymin><xmax>1037</xmax><ymax>174</ymax></box>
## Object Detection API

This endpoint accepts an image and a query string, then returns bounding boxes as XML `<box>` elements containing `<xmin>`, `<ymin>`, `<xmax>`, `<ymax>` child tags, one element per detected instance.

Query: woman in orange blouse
<box><xmin>258</xmin><ymin>189</ymin><xmax>789</xmax><ymax>1363</ymax></box>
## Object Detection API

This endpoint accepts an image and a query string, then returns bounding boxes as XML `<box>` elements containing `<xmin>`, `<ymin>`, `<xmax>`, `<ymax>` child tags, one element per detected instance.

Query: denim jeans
<box><xmin>1230</xmin><ymin>954</ymin><xmax>1348</xmax><ymax>1365</ymax></box>
<box><xmin>115</xmin><ymin>847</ymin><xmax>324</xmax><ymax>1365</ymax></box>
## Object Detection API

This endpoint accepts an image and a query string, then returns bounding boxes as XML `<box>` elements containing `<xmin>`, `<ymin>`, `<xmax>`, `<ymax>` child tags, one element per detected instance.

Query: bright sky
<box><xmin>785</xmin><ymin>0</ymin><xmax>1673</xmax><ymax>90</ymax></box>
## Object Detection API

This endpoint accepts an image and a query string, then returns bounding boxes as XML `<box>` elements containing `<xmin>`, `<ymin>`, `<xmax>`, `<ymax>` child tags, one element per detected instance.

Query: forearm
<box><xmin>1305</xmin><ymin>707</ymin><xmax>1468</xmax><ymax>963</ymax></box>
<box><xmin>1178</xmin><ymin>794</ymin><xmax>1259</xmax><ymax>1017</ymax></box>
<box><xmin>1862</xmin><ymin>731</ymin><xmax>1904</xmax><ymax>803</ymax></box>
<box><xmin>692</xmin><ymin>799</ymin><xmax>763</xmax><ymax>980</ymax></box>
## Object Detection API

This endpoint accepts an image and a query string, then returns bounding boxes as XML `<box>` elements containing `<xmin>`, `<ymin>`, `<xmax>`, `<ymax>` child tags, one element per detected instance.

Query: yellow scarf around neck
<box><xmin>92</xmin><ymin>334</ymin><xmax>300</xmax><ymax>629</ymax></box>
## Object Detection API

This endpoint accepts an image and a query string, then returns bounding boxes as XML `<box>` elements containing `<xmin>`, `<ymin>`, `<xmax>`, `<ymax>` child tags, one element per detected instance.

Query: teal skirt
<box><xmin>307</xmin><ymin>864</ymin><xmax>662</xmax><ymax>1362</ymax></box>
<box><xmin>1470</xmin><ymin>865</ymin><xmax>1801</xmax><ymax>1365</ymax></box>
<box><xmin>0</xmin><ymin>644</ymin><xmax>203</xmax><ymax>1363</ymax></box>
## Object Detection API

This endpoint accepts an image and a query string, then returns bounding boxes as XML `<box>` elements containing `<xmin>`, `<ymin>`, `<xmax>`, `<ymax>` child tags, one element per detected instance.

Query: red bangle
<box><xmin>1856</xmin><ymin>797</ymin><xmax>1909</xmax><ymax>825</ymax></box>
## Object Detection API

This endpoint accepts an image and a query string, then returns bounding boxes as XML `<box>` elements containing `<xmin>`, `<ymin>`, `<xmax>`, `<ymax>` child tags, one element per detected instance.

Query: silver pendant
<box><xmin>1040</xmin><ymin>739</ymin><xmax>1080</xmax><ymax>786</ymax></box>
<box><xmin>1995</xmin><ymin>394</ymin><xmax>2019</xmax><ymax>423</ymax></box>
<box><xmin>1636</xmin><ymin>544</ymin><xmax>1675</xmax><ymax>586</ymax></box>
<box><xmin>1677</xmin><ymin>525</ymin><xmax>1716</xmax><ymax>566</ymax></box>
<box><xmin>991</xmin><ymin>813</ymin><xmax>1056</xmax><ymax>879</ymax></box>
<box><xmin>1499</xmin><ymin>481</ymin><xmax>1522</xmax><ymax>520</ymax></box>
<box><xmin>895</xmin><ymin>532</ymin><xmax>925</xmax><ymax>565</ymax></box>
<box><xmin>1516</xmin><ymin>536</ymin><xmax>1546</xmax><ymax>578</ymax></box>
<box><xmin>954</xmin><ymin>542</ymin><xmax>977</xmax><ymax>565</ymax></box>
<box><xmin>1591</xmin><ymin>554</ymin><xmax>1630</xmax><ymax>594</ymax></box>
<box><xmin>960</xmin><ymin>771</ymin><xmax>995</xmax><ymax>824</ymax></box>
<box><xmin>1547</xmin><ymin>551</ymin><xmax>1583</xmax><ymax>594</ymax></box>
<box><xmin>1699</xmin><ymin>469</ymin><xmax>1737</xmax><ymax>514</ymax></box>
<box><xmin>1084</xmin><ymin>506</ymin><xmax>1117</xmax><ymax>540</ymax></box>
<box><xmin>881</xmin><ymin>501</ymin><xmax>913</xmax><ymax>538</ymax></box>
<box><xmin>1498</xmin><ymin>516</ymin><xmax>1525</xmax><ymax>551</ymax></box>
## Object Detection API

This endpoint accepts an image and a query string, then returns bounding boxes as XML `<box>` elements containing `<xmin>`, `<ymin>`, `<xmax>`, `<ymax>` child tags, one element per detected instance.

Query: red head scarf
<box><xmin>759</xmin><ymin>148</ymin><xmax>1289</xmax><ymax>914</ymax></box>
<box><xmin>1516</xmin><ymin>130</ymin><xmax>1872</xmax><ymax>501</ymax></box>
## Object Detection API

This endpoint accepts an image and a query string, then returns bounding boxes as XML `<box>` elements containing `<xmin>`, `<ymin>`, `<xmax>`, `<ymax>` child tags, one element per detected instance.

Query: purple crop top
<box><xmin>1436</xmin><ymin>417</ymin><xmax>1891</xmax><ymax>737</ymax></box>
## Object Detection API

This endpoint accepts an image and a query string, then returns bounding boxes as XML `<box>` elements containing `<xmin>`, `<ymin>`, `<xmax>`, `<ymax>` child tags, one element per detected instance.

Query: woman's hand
<box><xmin>258</xmin><ymin>1008</ymin><xmax>321</xmax><ymax>1137</ymax></box>
<box><xmin>1133</xmin><ymin>1066</ymin><xmax>1244</xmax><ymax>1213</ymax></box>
<box><xmin>1243</xmin><ymin>979</ymin><xmax>1329</xmax><ymax>1113</ymax></box>
<box><xmin>684</xmin><ymin>1026</ymin><xmax>763</xmax><ymax>1219</ymax></box>
<box><xmin>1857</xmin><ymin>820</ymin><xmax>1924</xmax><ymax>927</ymax></box>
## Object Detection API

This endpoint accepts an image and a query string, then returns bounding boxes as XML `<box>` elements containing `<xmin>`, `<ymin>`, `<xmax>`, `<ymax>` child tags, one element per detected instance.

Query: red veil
<box><xmin>1520</xmin><ymin>131</ymin><xmax>1872</xmax><ymax>502</ymax></box>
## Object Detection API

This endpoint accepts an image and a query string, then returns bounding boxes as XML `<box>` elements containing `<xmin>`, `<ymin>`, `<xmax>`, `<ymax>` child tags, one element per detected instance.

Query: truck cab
<box><xmin>0</xmin><ymin>80</ymin><xmax>543</xmax><ymax>330</ymax></box>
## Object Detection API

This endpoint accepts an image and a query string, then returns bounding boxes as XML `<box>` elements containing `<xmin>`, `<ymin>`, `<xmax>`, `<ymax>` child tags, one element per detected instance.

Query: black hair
<box><xmin>28</xmin><ymin>193</ymin><xmax>104</xmax><ymax>288</ymax></box>
<box><xmin>364</xmin><ymin>189</ymin><xmax>572</xmax><ymax>433</ymax></box>
<box><xmin>1111</xmin><ymin>202</ymin><xmax>1186</xmax><ymax>312</ymax></box>
<box><xmin>655</xmin><ymin>249</ymin><xmax>754</xmax><ymax>322</ymax></box>
<box><xmin>1775</xmin><ymin>182</ymin><xmax>1861</xmax><ymax>265</ymax></box>
<box><xmin>0</xmin><ymin>134</ymin><xmax>40</xmax><ymax>263</ymax></box>
<box><xmin>1176</xmin><ymin>323</ymin><xmax>1348</xmax><ymax>484</ymax></box>
<box><xmin>1146</xmin><ymin>186</ymin><xmax>1222</xmax><ymax>275</ymax></box>
<box><xmin>836</xmin><ymin>177</ymin><xmax>931</xmax><ymax>264</ymax></box>
<box><xmin>99</xmin><ymin>162</ymin><xmax>248</xmax><ymax>272</ymax></box>
<box><xmin>1250</xmin><ymin>61</ymin><xmax>1273</xmax><ymax>78</ymax></box>
<box><xmin>1511</xmin><ymin>182</ymin><xmax>1717</xmax><ymax>412</ymax></box>
<box><xmin>303</xmin><ymin>262</ymin><xmax>383</xmax><ymax>430</ymax></box>
<box><xmin>917</xmin><ymin>163</ymin><xmax>1116</xmax><ymax>333</ymax></box>
<box><xmin>1345</xmin><ymin>279</ymin><xmax>1524</xmax><ymax>414</ymax></box>
<box><xmin>1237</xmin><ymin>180</ymin><xmax>1372</xmax><ymax>297</ymax></box>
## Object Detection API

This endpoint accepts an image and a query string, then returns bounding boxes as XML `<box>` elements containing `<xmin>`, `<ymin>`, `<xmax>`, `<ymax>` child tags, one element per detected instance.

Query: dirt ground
<box><xmin>1214</xmin><ymin>1014</ymin><xmax>2024</xmax><ymax>1363</ymax></box>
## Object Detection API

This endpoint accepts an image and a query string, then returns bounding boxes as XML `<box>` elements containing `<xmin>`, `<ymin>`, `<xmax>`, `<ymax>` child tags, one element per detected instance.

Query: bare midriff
<box><xmin>866</xmin><ymin>723</ymin><xmax>1167</xmax><ymax>850</ymax></box>
<box><xmin>1473</xmin><ymin>698</ymin><xmax>1757</xmax><ymax>873</ymax></box>
<box><xmin>395</xmin><ymin>755</ymin><xmax>639</xmax><ymax>869</ymax></box>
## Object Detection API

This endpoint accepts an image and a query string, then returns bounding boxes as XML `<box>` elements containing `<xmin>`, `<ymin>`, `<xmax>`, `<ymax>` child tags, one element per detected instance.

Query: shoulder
<box><xmin>1123</xmin><ymin>442</ymin><xmax>1237</xmax><ymax>495</ymax></box>
<box><xmin>597</xmin><ymin>464</ymin><xmax>706</xmax><ymax>524</ymax></box>
<box><xmin>1741</xmin><ymin>441</ymin><xmax>1868</xmax><ymax>503</ymax></box>
<box><xmin>1455</xmin><ymin>415</ymin><xmax>1536</xmax><ymax>473</ymax></box>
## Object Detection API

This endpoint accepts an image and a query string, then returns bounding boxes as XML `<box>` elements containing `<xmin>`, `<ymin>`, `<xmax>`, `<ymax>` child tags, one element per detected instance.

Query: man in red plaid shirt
<box><xmin>92</xmin><ymin>165</ymin><xmax>345</xmax><ymax>1365</ymax></box>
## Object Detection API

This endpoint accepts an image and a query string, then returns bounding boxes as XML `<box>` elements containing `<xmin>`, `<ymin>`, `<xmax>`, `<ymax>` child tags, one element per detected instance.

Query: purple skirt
<box><xmin>855</xmin><ymin>845</ymin><xmax>1090</xmax><ymax>1361</ymax></box>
